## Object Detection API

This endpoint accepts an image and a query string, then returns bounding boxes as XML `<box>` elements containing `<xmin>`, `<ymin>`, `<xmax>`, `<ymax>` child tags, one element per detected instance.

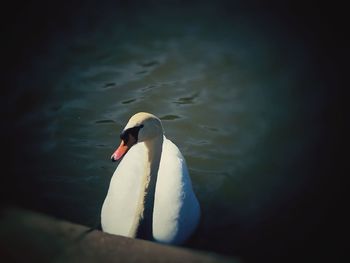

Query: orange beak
<box><xmin>111</xmin><ymin>134</ymin><xmax>137</xmax><ymax>162</ymax></box>
<box><xmin>111</xmin><ymin>140</ymin><xmax>128</xmax><ymax>161</ymax></box>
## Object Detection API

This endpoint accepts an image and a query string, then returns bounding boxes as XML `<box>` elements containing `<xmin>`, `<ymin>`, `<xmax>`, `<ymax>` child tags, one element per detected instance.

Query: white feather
<box><xmin>101</xmin><ymin>136</ymin><xmax>200</xmax><ymax>244</ymax></box>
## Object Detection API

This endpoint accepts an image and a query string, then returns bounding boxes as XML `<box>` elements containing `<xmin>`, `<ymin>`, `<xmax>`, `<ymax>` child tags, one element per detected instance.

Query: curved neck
<box><xmin>131</xmin><ymin>135</ymin><xmax>163</xmax><ymax>240</ymax></box>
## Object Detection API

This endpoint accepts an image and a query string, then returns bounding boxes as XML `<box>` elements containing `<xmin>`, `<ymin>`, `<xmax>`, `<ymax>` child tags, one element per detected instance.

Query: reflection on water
<box><xmin>4</xmin><ymin>1</ymin><xmax>339</xmax><ymax>261</ymax></box>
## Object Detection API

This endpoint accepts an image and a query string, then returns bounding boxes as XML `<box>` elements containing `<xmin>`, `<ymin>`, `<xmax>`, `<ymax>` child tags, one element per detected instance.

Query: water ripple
<box><xmin>174</xmin><ymin>92</ymin><xmax>200</xmax><ymax>105</ymax></box>
<box><xmin>95</xmin><ymin>119</ymin><xmax>115</xmax><ymax>124</ymax></box>
<box><xmin>160</xmin><ymin>114</ymin><xmax>181</xmax><ymax>121</ymax></box>
<box><xmin>102</xmin><ymin>82</ymin><xmax>116</xmax><ymax>88</ymax></box>
<box><xmin>139</xmin><ymin>60</ymin><xmax>159</xmax><ymax>68</ymax></box>
<box><xmin>200</xmin><ymin>125</ymin><xmax>220</xmax><ymax>132</ymax></box>
<box><xmin>121</xmin><ymin>98</ymin><xmax>137</xmax><ymax>104</ymax></box>
<box><xmin>140</xmin><ymin>85</ymin><xmax>157</xmax><ymax>92</ymax></box>
<box><xmin>136</xmin><ymin>70</ymin><xmax>148</xmax><ymax>75</ymax></box>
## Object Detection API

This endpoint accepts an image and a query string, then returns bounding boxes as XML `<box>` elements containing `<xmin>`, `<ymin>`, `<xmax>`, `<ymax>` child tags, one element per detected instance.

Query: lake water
<box><xmin>3</xmin><ymin>1</ymin><xmax>343</xmax><ymax>262</ymax></box>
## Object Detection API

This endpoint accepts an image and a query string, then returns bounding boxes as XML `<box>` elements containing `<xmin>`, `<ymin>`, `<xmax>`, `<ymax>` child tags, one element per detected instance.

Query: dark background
<box><xmin>1</xmin><ymin>1</ymin><xmax>346</xmax><ymax>262</ymax></box>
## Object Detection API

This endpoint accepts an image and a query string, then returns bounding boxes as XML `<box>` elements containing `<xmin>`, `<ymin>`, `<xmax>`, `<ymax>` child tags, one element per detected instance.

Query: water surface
<box><xmin>4</xmin><ymin>1</ymin><xmax>340</xmax><ymax>261</ymax></box>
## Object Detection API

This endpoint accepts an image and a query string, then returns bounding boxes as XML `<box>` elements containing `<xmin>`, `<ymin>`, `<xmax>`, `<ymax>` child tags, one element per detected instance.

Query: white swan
<box><xmin>101</xmin><ymin>112</ymin><xmax>200</xmax><ymax>245</ymax></box>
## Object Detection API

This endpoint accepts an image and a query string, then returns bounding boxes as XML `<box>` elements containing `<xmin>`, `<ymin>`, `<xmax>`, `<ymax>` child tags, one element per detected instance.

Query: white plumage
<box><xmin>101</xmin><ymin>112</ymin><xmax>200</xmax><ymax>245</ymax></box>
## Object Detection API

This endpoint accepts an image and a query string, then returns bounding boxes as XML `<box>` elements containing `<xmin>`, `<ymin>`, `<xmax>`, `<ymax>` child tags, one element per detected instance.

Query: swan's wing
<box><xmin>101</xmin><ymin>142</ymin><xmax>147</xmax><ymax>236</ymax></box>
<box><xmin>153</xmin><ymin>137</ymin><xmax>200</xmax><ymax>244</ymax></box>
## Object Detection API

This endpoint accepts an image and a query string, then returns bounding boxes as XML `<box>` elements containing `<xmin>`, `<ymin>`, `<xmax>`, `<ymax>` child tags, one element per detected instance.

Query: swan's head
<box><xmin>111</xmin><ymin>112</ymin><xmax>163</xmax><ymax>161</ymax></box>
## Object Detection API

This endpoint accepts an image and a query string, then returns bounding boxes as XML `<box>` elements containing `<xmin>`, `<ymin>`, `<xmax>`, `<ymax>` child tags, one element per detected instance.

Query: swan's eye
<box><xmin>120</xmin><ymin>125</ymin><xmax>144</xmax><ymax>143</ymax></box>
<box><xmin>120</xmin><ymin>131</ymin><xmax>128</xmax><ymax>143</ymax></box>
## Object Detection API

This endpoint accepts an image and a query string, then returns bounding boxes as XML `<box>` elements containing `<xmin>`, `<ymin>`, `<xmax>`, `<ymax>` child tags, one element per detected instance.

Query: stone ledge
<box><xmin>0</xmin><ymin>207</ymin><xmax>239</xmax><ymax>263</ymax></box>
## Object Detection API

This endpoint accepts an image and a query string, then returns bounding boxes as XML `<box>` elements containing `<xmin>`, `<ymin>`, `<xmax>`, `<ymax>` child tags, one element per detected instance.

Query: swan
<box><xmin>101</xmin><ymin>112</ymin><xmax>200</xmax><ymax>245</ymax></box>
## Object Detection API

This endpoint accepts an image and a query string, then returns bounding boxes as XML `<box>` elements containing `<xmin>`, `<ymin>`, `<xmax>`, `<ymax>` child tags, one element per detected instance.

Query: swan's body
<box><xmin>101</xmin><ymin>112</ymin><xmax>200</xmax><ymax>244</ymax></box>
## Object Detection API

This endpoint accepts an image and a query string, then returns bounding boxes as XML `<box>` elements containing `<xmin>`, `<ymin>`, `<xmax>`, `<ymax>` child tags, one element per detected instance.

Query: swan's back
<box><xmin>153</xmin><ymin>137</ymin><xmax>200</xmax><ymax>244</ymax></box>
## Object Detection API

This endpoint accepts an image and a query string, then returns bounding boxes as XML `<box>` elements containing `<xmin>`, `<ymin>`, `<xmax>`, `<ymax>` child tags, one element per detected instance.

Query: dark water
<box><xmin>2</xmin><ymin>1</ymin><xmax>345</xmax><ymax>262</ymax></box>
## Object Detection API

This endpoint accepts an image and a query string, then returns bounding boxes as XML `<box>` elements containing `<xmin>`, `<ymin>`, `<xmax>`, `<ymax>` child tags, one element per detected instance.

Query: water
<box><xmin>3</xmin><ymin>1</ymin><xmax>342</xmax><ymax>261</ymax></box>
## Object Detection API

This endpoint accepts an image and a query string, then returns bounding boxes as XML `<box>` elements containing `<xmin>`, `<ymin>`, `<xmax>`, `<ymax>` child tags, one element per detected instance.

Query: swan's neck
<box><xmin>130</xmin><ymin>135</ymin><xmax>163</xmax><ymax>239</ymax></box>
